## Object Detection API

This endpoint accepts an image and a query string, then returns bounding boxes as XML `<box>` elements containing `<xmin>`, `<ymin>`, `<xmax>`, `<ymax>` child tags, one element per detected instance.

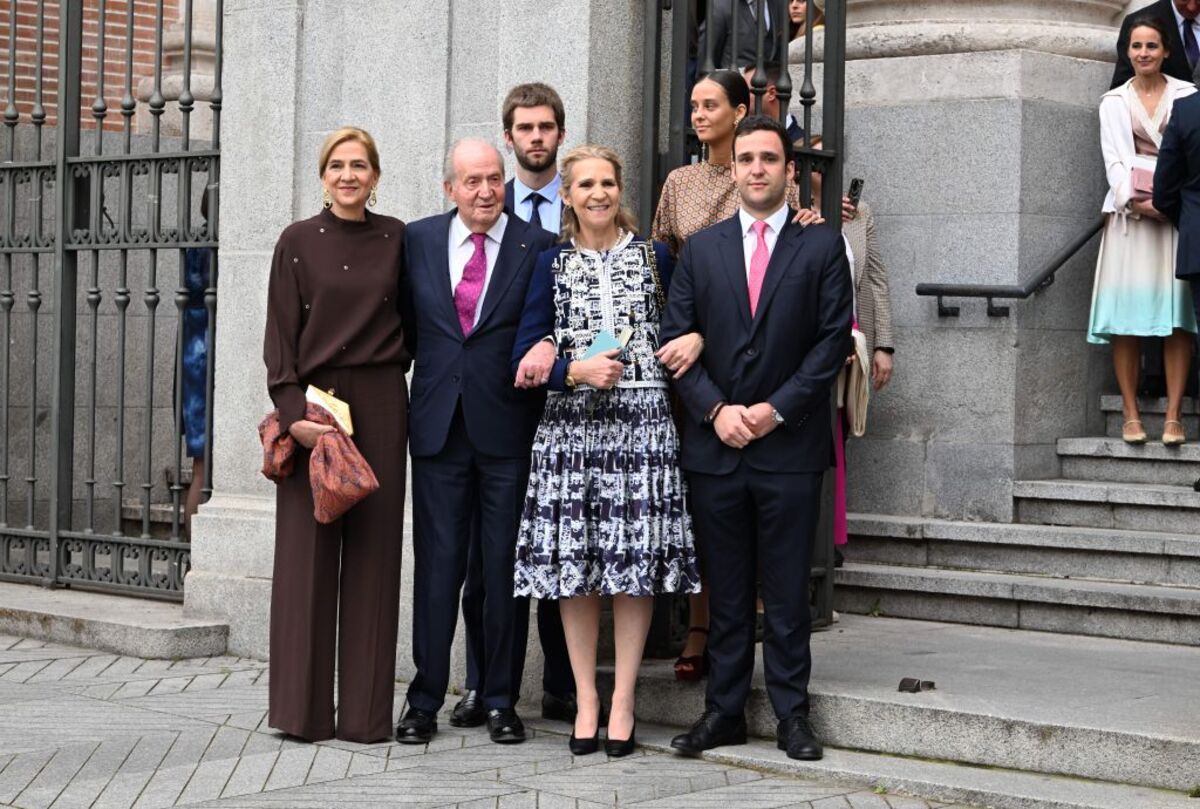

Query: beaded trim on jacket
<box><xmin>551</xmin><ymin>232</ymin><xmax>668</xmax><ymax>391</ymax></box>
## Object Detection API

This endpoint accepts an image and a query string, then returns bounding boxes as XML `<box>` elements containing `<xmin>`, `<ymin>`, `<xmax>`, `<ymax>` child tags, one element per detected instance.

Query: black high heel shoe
<box><xmin>569</xmin><ymin>726</ymin><xmax>600</xmax><ymax>755</ymax></box>
<box><xmin>604</xmin><ymin>720</ymin><xmax>637</xmax><ymax>757</ymax></box>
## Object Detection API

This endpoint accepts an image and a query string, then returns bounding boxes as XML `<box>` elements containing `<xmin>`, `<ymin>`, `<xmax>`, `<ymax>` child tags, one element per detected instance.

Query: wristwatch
<box><xmin>771</xmin><ymin>407</ymin><xmax>785</xmax><ymax>425</ymax></box>
<box><xmin>565</xmin><ymin>363</ymin><xmax>577</xmax><ymax>389</ymax></box>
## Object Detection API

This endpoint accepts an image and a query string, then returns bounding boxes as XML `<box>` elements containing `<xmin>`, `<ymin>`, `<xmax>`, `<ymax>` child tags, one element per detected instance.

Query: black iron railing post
<box><xmin>48</xmin><ymin>0</ymin><xmax>86</xmax><ymax>587</ymax></box>
<box><xmin>821</xmin><ymin>0</ymin><xmax>847</xmax><ymax>225</ymax></box>
<box><xmin>639</xmin><ymin>0</ymin><xmax>664</xmax><ymax>236</ymax></box>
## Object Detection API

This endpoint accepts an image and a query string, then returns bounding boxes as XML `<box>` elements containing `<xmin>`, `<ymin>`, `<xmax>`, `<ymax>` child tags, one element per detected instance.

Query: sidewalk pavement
<box><xmin>0</xmin><ymin>634</ymin><xmax>977</xmax><ymax>809</ymax></box>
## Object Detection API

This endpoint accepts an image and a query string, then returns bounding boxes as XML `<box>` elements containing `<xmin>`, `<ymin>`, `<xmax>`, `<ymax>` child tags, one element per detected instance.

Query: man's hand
<box><xmin>288</xmin><ymin>419</ymin><xmax>335</xmax><ymax>449</ymax></box>
<box><xmin>741</xmin><ymin>402</ymin><xmax>780</xmax><ymax>440</ymax></box>
<box><xmin>515</xmin><ymin>340</ymin><xmax>556</xmax><ymax>388</ymax></box>
<box><xmin>656</xmin><ymin>332</ymin><xmax>704</xmax><ymax>379</ymax></box>
<box><xmin>872</xmin><ymin>350</ymin><xmax>894</xmax><ymax>391</ymax></box>
<box><xmin>714</xmin><ymin>404</ymin><xmax>754</xmax><ymax>448</ymax></box>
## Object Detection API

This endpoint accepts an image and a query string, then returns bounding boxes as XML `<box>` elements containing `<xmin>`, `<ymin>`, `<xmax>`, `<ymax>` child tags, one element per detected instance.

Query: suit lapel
<box><xmin>750</xmin><ymin>214</ymin><xmax>803</xmax><ymax>336</ymax></box>
<box><xmin>432</xmin><ymin>211</ymin><xmax>459</xmax><ymax>330</ymax></box>
<box><xmin>718</xmin><ymin>218</ymin><xmax>752</xmax><ymax>332</ymax></box>
<box><xmin>473</xmin><ymin>216</ymin><xmax>530</xmax><ymax>334</ymax></box>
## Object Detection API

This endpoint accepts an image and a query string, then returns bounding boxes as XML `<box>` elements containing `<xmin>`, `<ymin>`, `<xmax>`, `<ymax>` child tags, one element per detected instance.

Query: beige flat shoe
<box><xmin>1123</xmin><ymin>419</ymin><xmax>1147</xmax><ymax>444</ymax></box>
<box><xmin>1162</xmin><ymin>419</ymin><xmax>1186</xmax><ymax>446</ymax></box>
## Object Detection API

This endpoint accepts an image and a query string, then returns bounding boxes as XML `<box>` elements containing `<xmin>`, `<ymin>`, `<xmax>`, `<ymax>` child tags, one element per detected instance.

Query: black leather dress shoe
<box><xmin>449</xmin><ymin>689</ymin><xmax>486</xmax><ymax>728</ymax></box>
<box><xmin>669</xmin><ymin>710</ymin><xmax>747</xmax><ymax>756</ymax></box>
<box><xmin>541</xmin><ymin>691</ymin><xmax>578</xmax><ymax>723</ymax></box>
<box><xmin>395</xmin><ymin>707</ymin><xmax>437</xmax><ymax>744</ymax></box>
<box><xmin>486</xmin><ymin>708</ymin><xmax>526</xmax><ymax>744</ymax></box>
<box><xmin>776</xmin><ymin>715</ymin><xmax>823</xmax><ymax>761</ymax></box>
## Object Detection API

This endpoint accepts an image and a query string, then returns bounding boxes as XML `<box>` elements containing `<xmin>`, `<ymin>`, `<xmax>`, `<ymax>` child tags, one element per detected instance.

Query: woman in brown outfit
<box><xmin>263</xmin><ymin>127</ymin><xmax>408</xmax><ymax>743</ymax></box>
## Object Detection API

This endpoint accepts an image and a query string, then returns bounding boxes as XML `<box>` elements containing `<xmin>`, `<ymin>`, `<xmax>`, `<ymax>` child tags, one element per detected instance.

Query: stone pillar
<box><xmin>826</xmin><ymin>1</ymin><xmax>1122</xmax><ymax>521</ymax></box>
<box><xmin>186</xmin><ymin>1</ymin><xmax>645</xmax><ymax>708</ymax></box>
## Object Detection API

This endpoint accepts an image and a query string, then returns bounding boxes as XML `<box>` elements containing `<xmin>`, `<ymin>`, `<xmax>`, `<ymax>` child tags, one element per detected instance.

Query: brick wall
<box><xmin>0</xmin><ymin>0</ymin><xmax>181</xmax><ymax>134</ymax></box>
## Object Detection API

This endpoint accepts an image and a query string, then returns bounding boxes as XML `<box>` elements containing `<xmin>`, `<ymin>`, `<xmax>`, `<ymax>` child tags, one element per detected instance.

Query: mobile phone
<box><xmin>848</xmin><ymin>178</ymin><xmax>865</xmax><ymax>208</ymax></box>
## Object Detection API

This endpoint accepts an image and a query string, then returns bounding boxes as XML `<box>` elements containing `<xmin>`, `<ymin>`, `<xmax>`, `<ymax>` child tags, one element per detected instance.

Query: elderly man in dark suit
<box><xmin>660</xmin><ymin>115</ymin><xmax>852</xmax><ymax>761</ymax></box>
<box><xmin>1155</xmin><ymin>92</ymin><xmax>1200</xmax><ymax>487</ymax></box>
<box><xmin>1111</xmin><ymin>0</ymin><xmax>1200</xmax><ymax>88</ymax></box>
<box><xmin>397</xmin><ymin>138</ymin><xmax>556</xmax><ymax>745</ymax></box>
<box><xmin>450</xmin><ymin>83</ymin><xmax>578</xmax><ymax>732</ymax></box>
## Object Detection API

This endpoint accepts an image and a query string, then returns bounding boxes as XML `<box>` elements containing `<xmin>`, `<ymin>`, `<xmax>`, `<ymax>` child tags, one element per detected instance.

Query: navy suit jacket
<box><xmin>1111</xmin><ymin>0</ymin><xmax>1196</xmax><ymax>89</ymax></box>
<box><xmin>402</xmin><ymin>211</ymin><xmax>556</xmax><ymax>458</ymax></box>
<box><xmin>1157</xmin><ymin>93</ymin><xmax>1200</xmax><ymax>279</ymax></box>
<box><xmin>660</xmin><ymin>211</ymin><xmax>853</xmax><ymax>475</ymax></box>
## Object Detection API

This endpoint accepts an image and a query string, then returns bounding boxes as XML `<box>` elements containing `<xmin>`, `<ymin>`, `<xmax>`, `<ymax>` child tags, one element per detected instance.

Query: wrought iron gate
<box><xmin>638</xmin><ymin>0</ymin><xmax>848</xmax><ymax>638</ymax></box>
<box><xmin>0</xmin><ymin>0</ymin><xmax>222</xmax><ymax>600</ymax></box>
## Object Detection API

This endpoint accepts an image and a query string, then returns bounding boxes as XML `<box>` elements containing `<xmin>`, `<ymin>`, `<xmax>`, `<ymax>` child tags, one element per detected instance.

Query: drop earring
<box><xmin>368</xmin><ymin>186</ymin><xmax>378</xmax><ymax>207</ymax></box>
<box><xmin>322</xmin><ymin>188</ymin><xmax>332</xmax><ymax>208</ymax></box>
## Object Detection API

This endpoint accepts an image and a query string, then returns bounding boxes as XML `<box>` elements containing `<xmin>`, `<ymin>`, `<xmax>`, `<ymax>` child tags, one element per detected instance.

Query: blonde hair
<box><xmin>559</xmin><ymin>145</ymin><xmax>639</xmax><ymax>244</ymax></box>
<box><xmin>318</xmin><ymin>127</ymin><xmax>381</xmax><ymax>176</ymax></box>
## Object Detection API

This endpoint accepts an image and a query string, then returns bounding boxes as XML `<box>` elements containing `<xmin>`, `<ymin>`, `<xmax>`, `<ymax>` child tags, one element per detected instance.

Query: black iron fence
<box><xmin>0</xmin><ymin>0</ymin><xmax>222</xmax><ymax>600</ymax></box>
<box><xmin>638</xmin><ymin>0</ymin><xmax>847</xmax><ymax>638</ymax></box>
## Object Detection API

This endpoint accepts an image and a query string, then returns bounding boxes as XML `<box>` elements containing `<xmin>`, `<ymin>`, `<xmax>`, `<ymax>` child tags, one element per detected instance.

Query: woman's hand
<box><xmin>515</xmin><ymin>339</ymin><xmax>556</xmax><ymax>389</ymax></box>
<box><xmin>656</xmin><ymin>332</ymin><xmax>704</xmax><ymax>379</ymax></box>
<box><xmin>569</xmin><ymin>350</ymin><xmax>624</xmax><ymax>390</ymax></box>
<box><xmin>792</xmin><ymin>208</ymin><xmax>825</xmax><ymax>227</ymax></box>
<box><xmin>872</xmin><ymin>350</ymin><xmax>894</xmax><ymax>391</ymax></box>
<box><xmin>842</xmin><ymin>195</ymin><xmax>857</xmax><ymax>224</ymax></box>
<box><xmin>1131</xmin><ymin>199</ymin><xmax>1166</xmax><ymax>221</ymax></box>
<box><xmin>288</xmin><ymin>419</ymin><xmax>334</xmax><ymax>449</ymax></box>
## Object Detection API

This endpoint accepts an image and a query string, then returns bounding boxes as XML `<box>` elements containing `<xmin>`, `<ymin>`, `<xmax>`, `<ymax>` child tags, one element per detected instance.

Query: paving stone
<box><xmin>13</xmin><ymin>742</ymin><xmax>100</xmax><ymax>808</ymax></box>
<box><xmin>627</xmin><ymin>776</ymin><xmax>850</xmax><ymax>807</ymax></box>
<box><xmin>176</xmin><ymin>758</ymin><xmax>240</xmax><ymax>806</ymax></box>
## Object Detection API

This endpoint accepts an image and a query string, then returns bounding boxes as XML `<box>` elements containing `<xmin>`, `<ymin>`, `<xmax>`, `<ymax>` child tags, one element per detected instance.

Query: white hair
<box><xmin>443</xmin><ymin>137</ymin><xmax>505</xmax><ymax>185</ymax></box>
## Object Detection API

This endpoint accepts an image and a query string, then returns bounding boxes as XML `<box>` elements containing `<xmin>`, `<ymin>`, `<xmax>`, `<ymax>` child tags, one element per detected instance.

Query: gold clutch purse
<box><xmin>305</xmin><ymin>385</ymin><xmax>353</xmax><ymax>435</ymax></box>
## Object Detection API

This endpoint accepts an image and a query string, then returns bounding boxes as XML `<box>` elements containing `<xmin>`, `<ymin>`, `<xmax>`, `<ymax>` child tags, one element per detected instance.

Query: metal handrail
<box><xmin>915</xmin><ymin>216</ymin><xmax>1105</xmax><ymax>317</ymax></box>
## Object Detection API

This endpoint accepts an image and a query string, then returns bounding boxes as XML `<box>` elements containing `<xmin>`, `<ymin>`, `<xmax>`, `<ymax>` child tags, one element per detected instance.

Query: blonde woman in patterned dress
<box><xmin>652</xmin><ymin>69</ymin><xmax>814</xmax><ymax>681</ymax></box>
<box><xmin>512</xmin><ymin>146</ymin><xmax>702</xmax><ymax>758</ymax></box>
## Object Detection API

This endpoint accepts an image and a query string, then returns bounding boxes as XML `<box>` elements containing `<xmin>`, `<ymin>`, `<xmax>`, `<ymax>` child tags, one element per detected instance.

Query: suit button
<box><xmin>745</xmin><ymin>347</ymin><xmax>758</xmax><ymax>357</ymax></box>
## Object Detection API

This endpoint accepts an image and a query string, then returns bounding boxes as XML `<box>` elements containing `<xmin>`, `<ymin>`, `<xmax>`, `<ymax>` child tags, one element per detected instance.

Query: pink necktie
<box><xmin>454</xmin><ymin>232</ymin><xmax>487</xmax><ymax>336</ymax></box>
<box><xmin>748</xmin><ymin>220</ymin><xmax>770</xmax><ymax>317</ymax></box>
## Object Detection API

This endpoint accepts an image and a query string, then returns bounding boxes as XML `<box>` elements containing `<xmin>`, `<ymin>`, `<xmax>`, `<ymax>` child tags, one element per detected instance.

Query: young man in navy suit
<box><xmin>660</xmin><ymin>115</ymin><xmax>852</xmax><ymax>761</ymax></box>
<box><xmin>450</xmin><ymin>83</ymin><xmax>579</xmax><ymax>731</ymax></box>
<box><xmin>397</xmin><ymin>139</ymin><xmax>556</xmax><ymax>745</ymax></box>
<box><xmin>1155</xmin><ymin>92</ymin><xmax>1200</xmax><ymax>488</ymax></box>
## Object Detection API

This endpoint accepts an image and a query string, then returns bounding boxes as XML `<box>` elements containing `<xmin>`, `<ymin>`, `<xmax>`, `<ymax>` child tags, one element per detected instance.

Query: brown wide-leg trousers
<box><xmin>268</xmin><ymin>364</ymin><xmax>407</xmax><ymax>743</ymax></box>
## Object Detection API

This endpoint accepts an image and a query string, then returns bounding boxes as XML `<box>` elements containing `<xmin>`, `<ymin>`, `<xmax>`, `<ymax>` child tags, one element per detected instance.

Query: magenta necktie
<box><xmin>747</xmin><ymin>220</ymin><xmax>770</xmax><ymax>317</ymax></box>
<box><xmin>454</xmin><ymin>232</ymin><xmax>487</xmax><ymax>336</ymax></box>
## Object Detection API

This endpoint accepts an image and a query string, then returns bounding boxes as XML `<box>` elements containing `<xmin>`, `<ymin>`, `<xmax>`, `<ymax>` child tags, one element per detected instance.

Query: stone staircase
<box><xmin>597</xmin><ymin>395</ymin><xmax>1200</xmax><ymax>807</ymax></box>
<box><xmin>839</xmin><ymin>396</ymin><xmax>1200</xmax><ymax>647</ymax></box>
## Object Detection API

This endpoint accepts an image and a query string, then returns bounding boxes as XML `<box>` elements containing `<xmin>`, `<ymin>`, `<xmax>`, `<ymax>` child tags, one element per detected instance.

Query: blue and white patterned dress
<box><xmin>512</xmin><ymin>233</ymin><xmax>700</xmax><ymax>599</ymax></box>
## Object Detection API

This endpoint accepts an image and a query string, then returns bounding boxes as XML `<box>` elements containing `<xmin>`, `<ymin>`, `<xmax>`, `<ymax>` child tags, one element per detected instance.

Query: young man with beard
<box><xmin>449</xmin><ymin>83</ymin><xmax>579</xmax><ymax>732</ymax></box>
<box><xmin>501</xmin><ymin>83</ymin><xmax>567</xmax><ymax>236</ymax></box>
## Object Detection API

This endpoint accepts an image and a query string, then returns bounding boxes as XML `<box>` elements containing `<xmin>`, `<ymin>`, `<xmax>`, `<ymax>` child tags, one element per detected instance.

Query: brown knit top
<box><xmin>263</xmin><ymin>207</ymin><xmax>408</xmax><ymax>431</ymax></box>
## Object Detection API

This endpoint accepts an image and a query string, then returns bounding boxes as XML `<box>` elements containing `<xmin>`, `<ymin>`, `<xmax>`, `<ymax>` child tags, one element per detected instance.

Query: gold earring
<box><xmin>322</xmin><ymin>188</ymin><xmax>332</xmax><ymax>208</ymax></box>
<box><xmin>368</xmin><ymin>186</ymin><xmax>378</xmax><ymax>207</ymax></box>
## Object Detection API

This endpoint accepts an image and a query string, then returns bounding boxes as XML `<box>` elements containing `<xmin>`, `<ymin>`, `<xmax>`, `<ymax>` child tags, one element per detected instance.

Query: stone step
<box><xmin>0</xmin><ymin>580</ymin><xmax>227</xmax><ymax>658</ymax></box>
<box><xmin>1057</xmin><ymin>437</ymin><xmax>1200</xmax><ymax>485</ymax></box>
<box><xmin>847</xmin><ymin>513</ymin><xmax>1200</xmax><ymax>587</ymax></box>
<box><xmin>607</xmin><ymin>615</ymin><xmax>1200</xmax><ymax>793</ymax></box>
<box><xmin>1101</xmin><ymin>395</ymin><xmax>1200</xmax><ymax>439</ymax></box>
<box><xmin>547</xmin><ymin>722</ymin><xmax>1197</xmax><ymax>809</ymax></box>
<box><xmin>832</xmin><ymin>562</ymin><xmax>1200</xmax><ymax>645</ymax></box>
<box><xmin>1013</xmin><ymin>478</ymin><xmax>1200</xmax><ymax>534</ymax></box>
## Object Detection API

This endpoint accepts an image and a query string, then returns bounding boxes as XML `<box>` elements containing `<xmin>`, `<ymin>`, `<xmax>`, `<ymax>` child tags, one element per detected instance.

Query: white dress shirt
<box><xmin>448</xmin><ymin>212</ymin><xmax>507</xmax><ymax>328</ymax></box>
<box><xmin>737</xmin><ymin>203</ymin><xmax>790</xmax><ymax>280</ymax></box>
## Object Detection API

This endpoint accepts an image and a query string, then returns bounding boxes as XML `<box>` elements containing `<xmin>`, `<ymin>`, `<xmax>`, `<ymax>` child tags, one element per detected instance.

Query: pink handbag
<box><xmin>1131</xmin><ymin>166</ymin><xmax>1154</xmax><ymax>202</ymax></box>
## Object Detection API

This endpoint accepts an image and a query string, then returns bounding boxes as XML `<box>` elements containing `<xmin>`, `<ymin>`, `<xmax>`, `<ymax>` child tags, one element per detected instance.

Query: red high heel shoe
<box><xmin>673</xmin><ymin>627</ymin><xmax>709</xmax><ymax>682</ymax></box>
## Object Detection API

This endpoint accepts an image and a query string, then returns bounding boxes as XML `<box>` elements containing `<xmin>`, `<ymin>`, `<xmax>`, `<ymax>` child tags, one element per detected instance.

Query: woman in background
<box><xmin>1088</xmin><ymin>16</ymin><xmax>1196</xmax><ymax>446</ymax></box>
